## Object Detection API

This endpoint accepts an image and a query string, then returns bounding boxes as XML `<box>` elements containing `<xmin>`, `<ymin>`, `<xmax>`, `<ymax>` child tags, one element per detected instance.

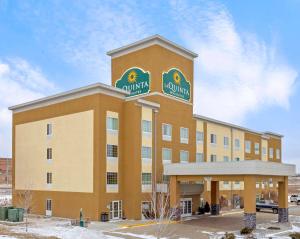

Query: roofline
<box><xmin>193</xmin><ymin>114</ymin><xmax>283</xmax><ymax>138</ymax></box>
<box><xmin>107</xmin><ymin>34</ymin><xmax>198</xmax><ymax>60</ymax></box>
<box><xmin>9</xmin><ymin>82</ymin><xmax>129</xmax><ymax>113</ymax></box>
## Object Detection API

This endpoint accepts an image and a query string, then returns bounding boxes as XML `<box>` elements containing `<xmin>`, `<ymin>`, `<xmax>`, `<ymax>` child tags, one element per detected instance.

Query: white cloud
<box><xmin>169</xmin><ymin>0</ymin><xmax>298</xmax><ymax>123</ymax></box>
<box><xmin>0</xmin><ymin>58</ymin><xmax>55</xmax><ymax>157</ymax></box>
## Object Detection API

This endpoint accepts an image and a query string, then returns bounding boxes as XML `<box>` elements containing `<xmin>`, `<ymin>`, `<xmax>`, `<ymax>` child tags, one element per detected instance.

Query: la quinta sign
<box><xmin>162</xmin><ymin>68</ymin><xmax>191</xmax><ymax>101</ymax></box>
<box><xmin>115</xmin><ymin>67</ymin><xmax>150</xmax><ymax>97</ymax></box>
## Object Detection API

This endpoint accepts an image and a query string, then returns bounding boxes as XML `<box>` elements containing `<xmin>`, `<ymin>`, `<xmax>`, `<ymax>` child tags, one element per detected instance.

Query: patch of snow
<box><xmin>111</xmin><ymin>232</ymin><xmax>167</xmax><ymax>239</ymax></box>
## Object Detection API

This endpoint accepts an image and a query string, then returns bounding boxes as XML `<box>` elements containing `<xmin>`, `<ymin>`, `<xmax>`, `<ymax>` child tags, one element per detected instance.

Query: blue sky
<box><xmin>0</xmin><ymin>0</ymin><xmax>299</xmax><ymax>170</ymax></box>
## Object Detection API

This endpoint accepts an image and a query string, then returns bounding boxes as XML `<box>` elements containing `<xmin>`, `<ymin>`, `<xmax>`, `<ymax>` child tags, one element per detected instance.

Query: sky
<box><xmin>0</xmin><ymin>0</ymin><xmax>299</xmax><ymax>171</ymax></box>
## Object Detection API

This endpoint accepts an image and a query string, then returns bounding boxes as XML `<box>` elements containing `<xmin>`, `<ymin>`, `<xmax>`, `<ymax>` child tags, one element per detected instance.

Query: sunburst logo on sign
<box><xmin>162</xmin><ymin>68</ymin><xmax>191</xmax><ymax>101</ymax></box>
<box><xmin>128</xmin><ymin>70</ymin><xmax>137</xmax><ymax>83</ymax></box>
<box><xmin>115</xmin><ymin>67</ymin><xmax>150</xmax><ymax>97</ymax></box>
<box><xmin>173</xmin><ymin>71</ymin><xmax>181</xmax><ymax>85</ymax></box>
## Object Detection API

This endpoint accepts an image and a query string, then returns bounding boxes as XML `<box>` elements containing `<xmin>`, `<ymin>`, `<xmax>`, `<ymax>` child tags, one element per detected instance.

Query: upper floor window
<box><xmin>223</xmin><ymin>156</ymin><xmax>229</xmax><ymax>162</ymax></box>
<box><xmin>262</xmin><ymin>147</ymin><xmax>267</xmax><ymax>156</ymax></box>
<box><xmin>180</xmin><ymin>127</ymin><xmax>189</xmax><ymax>144</ymax></box>
<box><xmin>107</xmin><ymin>172</ymin><xmax>118</xmax><ymax>185</ymax></box>
<box><xmin>47</xmin><ymin>172</ymin><xmax>52</xmax><ymax>184</ymax></box>
<box><xmin>210</xmin><ymin>154</ymin><xmax>217</xmax><ymax>162</ymax></box>
<box><xmin>47</xmin><ymin>148</ymin><xmax>52</xmax><ymax>160</ymax></box>
<box><xmin>107</xmin><ymin>144</ymin><xmax>118</xmax><ymax>158</ymax></box>
<box><xmin>142</xmin><ymin>173</ymin><xmax>152</xmax><ymax>185</ymax></box>
<box><xmin>180</xmin><ymin>150</ymin><xmax>189</xmax><ymax>163</ymax></box>
<box><xmin>47</xmin><ymin>123</ymin><xmax>52</xmax><ymax>136</ymax></box>
<box><xmin>210</xmin><ymin>134</ymin><xmax>217</xmax><ymax>144</ymax></box>
<box><xmin>196</xmin><ymin>153</ymin><xmax>204</xmax><ymax>162</ymax></box>
<box><xmin>141</xmin><ymin>146</ymin><xmax>152</xmax><ymax>159</ymax></box>
<box><xmin>162</xmin><ymin>123</ymin><xmax>172</xmax><ymax>141</ymax></box>
<box><xmin>224</xmin><ymin>137</ymin><xmax>229</xmax><ymax>148</ymax></box>
<box><xmin>245</xmin><ymin>141</ymin><xmax>251</xmax><ymax>153</ymax></box>
<box><xmin>142</xmin><ymin>120</ymin><xmax>152</xmax><ymax>133</ymax></box>
<box><xmin>162</xmin><ymin>148</ymin><xmax>172</xmax><ymax>164</ymax></box>
<box><xmin>255</xmin><ymin>143</ymin><xmax>260</xmax><ymax>155</ymax></box>
<box><xmin>107</xmin><ymin>117</ymin><xmax>118</xmax><ymax>131</ymax></box>
<box><xmin>234</xmin><ymin>139</ymin><xmax>240</xmax><ymax>150</ymax></box>
<box><xmin>269</xmin><ymin>148</ymin><xmax>274</xmax><ymax>159</ymax></box>
<box><xmin>276</xmin><ymin>149</ymin><xmax>280</xmax><ymax>160</ymax></box>
<box><xmin>196</xmin><ymin>131</ymin><xmax>204</xmax><ymax>144</ymax></box>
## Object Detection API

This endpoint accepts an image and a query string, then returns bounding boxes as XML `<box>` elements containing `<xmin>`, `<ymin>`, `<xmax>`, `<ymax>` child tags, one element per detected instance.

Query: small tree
<box><xmin>16</xmin><ymin>189</ymin><xmax>33</xmax><ymax>232</ymax></box>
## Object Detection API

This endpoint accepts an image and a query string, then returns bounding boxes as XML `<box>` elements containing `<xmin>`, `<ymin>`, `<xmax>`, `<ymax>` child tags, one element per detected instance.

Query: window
<box><xmin>210</xmin><ymin>134</ymin><xmax>217</xmax><ymax>144</ymax></box>
<box><xmin>107</xmin><ymin>145</ymin><xmax>118</xmax><ymax>157</ymax></box>
<box><xmin>142</xmin><ymin>173</ymin><xmax>152</xmax><ymax>185</ymax></box>
<box><xmin>255</xmin><ymin>143</ymin><xmax>260</xmax><ymax>155</ymax></box>
<box><xmin>210</xmin><ymin>154</ymin><xmax>217</xmax><ymax>162</ymax></box>
<box><xmin>163</xmin><ymin>175</ymin><xmax>170</xmax><ymax>183</ymax></box>
<box><xmin>142</xmin><ymin>120</ymin><xmax>152</xmax><ymax>133</ymax></box>
<box><xmin>276</xmin><ymin>149</ymin><xmax>280</xmax><ymax>160</ymax></box>
<box><xmin>196</xmin><ymin>153</ymin><xmax>204</xmax><ymax>162</ymax></box>
<box><xmin>107</xmin><ymin>117</ymin><xmax>118</xmax><ymax>131</ymax></box>
<box><xmin>47</xmin><ymin>148</ymin><xmax>52</xmax><ymax>160</ymax></box>
<box><xmin>180</xmin><ymin>127</ymin><xmax>189</xmax><ymax>144</ymax></box>
<box><xmin>223</xmin><ymin>181</ymin><xmax>229</xmax><ymax>185</ymax></box>
<box><xmin>262</xmin><ymin>147</ymin><xmax>267</xmax><ymax>156</ymax></box>
<box><xmin>224</xmin><ymin>137</ymin><xmax>229</xmax><ymax>148</ymax></box>
<box><xmin>234</xmin><ymin>157</ymin><xmax>240</xmax><ymax>162</ymax></box>
<box><xmin>234</xmin><ymin>139</ymin><xmax>240</xmax><ymax>150</ymax></box>
<box><xmin>235</xmin><ymin>181</ymin><xmax>240</xmax><ymax>185</ymax></box>
<box><xmin>162</xmin><ymin>148</ymin><xmax>172</xmax><ymax>164</ymax></box>
<box><xmin>47</xmin><ymin>123</ymin><xmax>52</xmax><ymax>136</ymax></box>
<box><xmin>196</xmin><ymin>131</ymin><xmax>204</xmax><ymax>144</ymax></box>
<box><xmin>269</xmin><ymin>148</ymin><xmax>274</xmax><ymax>159</ymax></box>
<box><xmin>47</xmin><ymin>172</ymin><xmax>52</xmax><ymax>184</ymax></box>
<box><xmin>245</xmin><ymin>141</ymin><xmax>251</xmax><ymax>153</ymax></box>
<box><xmin>162</xmin><ymin>124</ymin><xmax>172</xmax><ymax>141</ymax></box>
<box><xmin>107</xmin><ymin>172</ymin><xmax>118</xmax><ymax>185</ymax></box>
<box><xmin>223</xmin><ymin>156</ymin><xmax>229</xmax><ymax>162</ymax></box>
<box><xmin>46</xmin><ymin>199</ymin><xmax>52</xmax><ymax>211</ymax></box>
<box><xmin>180</xmin><ymin>150</ymin><xmax>189</xmax><ymax>163</ymax></box>
<box><xmin>142</xmin><ymin>146</ymin><xmax>152</xmax><ymax>159</ymax></box>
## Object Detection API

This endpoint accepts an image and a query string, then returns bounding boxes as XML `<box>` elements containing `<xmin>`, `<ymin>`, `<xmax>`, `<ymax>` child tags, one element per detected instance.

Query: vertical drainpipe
<box><xmin>153</xmin><ymin>109</ymin><xmax>158</xmax><ymax>220</ymax></box>
<box><xmin>230</xmin><ymin>127</ymin><xmax>233</xmax><ymax>209</ymax></box>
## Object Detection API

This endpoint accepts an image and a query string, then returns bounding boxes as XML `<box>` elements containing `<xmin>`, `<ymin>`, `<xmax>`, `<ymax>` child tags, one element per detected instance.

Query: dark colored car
<box><xmin>256</xmin><ymin>200</ymin><xmax>278</xmax><ymax>214</ymax></box>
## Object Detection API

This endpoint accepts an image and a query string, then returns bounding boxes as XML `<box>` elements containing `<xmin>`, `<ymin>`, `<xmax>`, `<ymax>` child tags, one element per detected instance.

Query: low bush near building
<box><xmin>222</xmin><ymin>232</ymin><xmax>235</xmax><ymax>239</ymax></box>
<box><xmin>290</xmin><ymin>232</ymin><xmax>300</xmax><ymax>239</ymax></box>
<box><xmin>240</xmin><ymin>227</ymin><xmax>253</xmax><ymax>235</ymax></box>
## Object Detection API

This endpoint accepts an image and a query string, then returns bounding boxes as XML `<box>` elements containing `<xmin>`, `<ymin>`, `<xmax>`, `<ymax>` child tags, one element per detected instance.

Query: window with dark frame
<box><xmin>107</xmin><ymin>145</ymin><xmax>118</xmax><ymax>157</ymax></box>
<box><xmin>107</xmin><ymin>172</ymin><xmax>118</xmax><ymax>185</ymax></box>
<box><xmin>47</xmin><ymin>172</ymin><xmax>52</xmax><ymax>184</ymax></box>
<box><xmin>47</xmin><ymin>148</ymin><xmax>52</xmax><ymax>160</ymax></box>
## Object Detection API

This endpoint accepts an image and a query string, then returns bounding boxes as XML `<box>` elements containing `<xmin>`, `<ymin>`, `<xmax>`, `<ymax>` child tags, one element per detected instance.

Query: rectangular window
<box><xmin>107</xmin><ymin>145</ymin><xmax>118</xmax><ymax>157</ymax></box>
<box><xmin>107</xmin><ymin>172</ymin><xmax>118</xmax><ymax>185</ymax></box>
<box><xmin>180</xmin><ymin>127</ymin><xmax>189</xmax><ymax>144</ymax></box>
<box><xmin>234</xmin><ymin>139</ymin><xmax>240</xmax><ymax>150</ymax></box>
<box><xmin>107</xmin><ymin>117</ymin><xmax>118</xmax><ymax>131</ymax></box>
<box><xmin>276</xmin><ymin>149</ymin><xmax>280</xmax><ymax>160</ymax></box>
<box><xmin>196</xmin><ymin>131</ymin><xmax>204</xmax><ymax>144</ymax></box>
<box><xmin>235</xmin><ymin>181</ymin><xmax>240</xmax><ymax>185</ymax></box>
<box><xmin>47</xmin><ymin>148</ymin><xmax>52</xmax><ymax>160</ymax></box>
<box><xmin>180</xmin><ymin>150</ymin><xmax>189</xmax><ymax>163</ymax></box>
<box><xmin>142</xmin><ymin>120</ymin><xmax>152</xmax><ymax>133</ymax></box>
<box><xmin>224</xmin><ymin>137</ymin><xmax>229</xmax><ymax>148</ymax></box>
<box><xmin>47</xmin><ymin>123</ymin><xmax>52</xmax><ymax>136</ymax></box>
<box><xmin>46</xmin><ymin>199</ymin><xmax>52</xmax><ymax>211</ymax></box>
<box><xmin>245</xmin><ymin>141</ymin><xmax>251</xmax><ymax>153</ymax></box>
<box><xmin>142</xmin><ymin>146</ymin><xmax>152</xmax><ymax>159</ymax></box>
<box><xmin>162</xmin><ymin>123</ymin><xmax>172</xmax><ymax>141</ymax></box>
<box><xmin>210</xmin><ymin>134</ymin><xmax>217</xmax><ymax>144</ymax></box>
<box><xmin>163</xmin><ymin>175</ymin><xmax>170</xmax><ymax>183</ymax></box>
<box><xmin>210</xmin><ymin>154</ymin><xmax>217</xmax><ymax>162</ymax></box>
<box><xmin>196</xmin><ymin>153</ymin><xmax>204</xmax><ymax>162</ymax></box>
<box><xmin>47</xmin><ymin>172</ymin><xmax>52</xmax><ymax>184</ymax></box>
<box><xmin>262</xmin><ymin>147</ymin><xmax>267</xmax><ymax>156</ymax></box>
<box><xmin>142</xmin><ymin>173</ymin><xmax>152</xmax><ymax>185</ymax></box>
<box><xmin>223</xmin><ymin>181</ymin><xmax>229</xmax><ymax>185</ymax></box>
<box><xmin>223</xmin><ymin>156</ymin><xmax>229</xmax><ymax>162</ymax></box>
<box><xmin>269</xmin><ymin>148</ymin><xmax>274</xmax><ymax>159</ymax></box>
<box><xmin>255</xmin><ymin>143</ymin><xmax>260</xmax><ymax>155</ymax></box>
<box><xmin>162</xmin><ymin>148</ymin><xmax>172</xmax><ymax>164</ymax></box>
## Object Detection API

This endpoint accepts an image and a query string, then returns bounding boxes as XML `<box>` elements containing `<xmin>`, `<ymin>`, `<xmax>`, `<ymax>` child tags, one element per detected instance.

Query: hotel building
<box><xmin>10</xmin><ymin>35</ymin><xmax>295</xmax><ymax>228</ymax></box>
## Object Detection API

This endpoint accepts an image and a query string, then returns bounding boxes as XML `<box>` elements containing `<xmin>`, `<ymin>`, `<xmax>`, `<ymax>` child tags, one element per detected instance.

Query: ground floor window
<box><xmin>141</xmin><ymin>201</ymin><xmax>153</xmax><ymax>220</ymax></box>
<box><xmin>109</xmin><ymin>200</ymin><xmax>122</xmax><ymax>220</ymax></box>
<box><xmin>46</xmin><ymin>199</ymin><xmax>52</xmax><ymax>216</ymax></box>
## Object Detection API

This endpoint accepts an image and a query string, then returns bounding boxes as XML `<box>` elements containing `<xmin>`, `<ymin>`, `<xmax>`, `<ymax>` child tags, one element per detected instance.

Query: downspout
<box><xmin>153</xmin><ymin>109</ymin><xmax>158</xmax><ymax>220</ymax></box>
<box><xmin>230</xmin><ymin>127</ymin><xmax>233</xmax><ymax>209</ymax></box>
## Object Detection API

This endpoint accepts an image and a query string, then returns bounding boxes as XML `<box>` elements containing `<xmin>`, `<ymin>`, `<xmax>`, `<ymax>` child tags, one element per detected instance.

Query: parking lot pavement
<box><xmin>106</xmin><ymin>205</ymin><xmax>300</xmax><ymax>239</ymax></box>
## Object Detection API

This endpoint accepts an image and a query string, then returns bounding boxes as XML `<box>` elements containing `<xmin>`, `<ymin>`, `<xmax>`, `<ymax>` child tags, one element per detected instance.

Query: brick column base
<box><xmin>278</xmin><ymin>208</ymin><xmax>289</xmax><ymax>223</ymax></box>
<box><xmin>244</xmin><ymin>213</ymin><xmax>256</xmax><ymax>229</ymax></box>
<box><xmin>211</xmin><ymin>204</ymin><xmax>220</xmax><ymax>215</ymax></box>
<box><xmin>170</xmin><ymin>207</ymin><xmax>181</xmax><ymax>221</ymax></box>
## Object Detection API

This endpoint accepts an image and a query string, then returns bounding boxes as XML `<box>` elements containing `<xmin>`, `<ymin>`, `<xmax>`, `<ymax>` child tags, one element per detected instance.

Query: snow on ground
<box><xmin>110</xmin><ymin>232</ymin><xmax>166</xmax><ymax>239</ymax></box>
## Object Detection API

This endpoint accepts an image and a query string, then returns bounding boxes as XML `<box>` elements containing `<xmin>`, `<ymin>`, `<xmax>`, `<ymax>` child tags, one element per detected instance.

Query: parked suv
<box><xmin>256</xmin><ymin>200</ymin><xmax>278</xmax><ymax>214</ymax></box>
<box><xmin>290</xmin><ymin>195</ymin><xmax>299</xmax><ymax>203</ymax></box>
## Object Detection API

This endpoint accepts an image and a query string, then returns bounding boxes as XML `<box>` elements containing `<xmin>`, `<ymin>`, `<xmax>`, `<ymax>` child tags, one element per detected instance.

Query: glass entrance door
<box><xmin>180</xmin><ymin>198</ymin><xmax>192</xmax><ymax>217</ymax></box>
<box><xmin>110</xmin><ymin>200</ymin><xmax>122</xmax><ymax>220</ymax></box>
